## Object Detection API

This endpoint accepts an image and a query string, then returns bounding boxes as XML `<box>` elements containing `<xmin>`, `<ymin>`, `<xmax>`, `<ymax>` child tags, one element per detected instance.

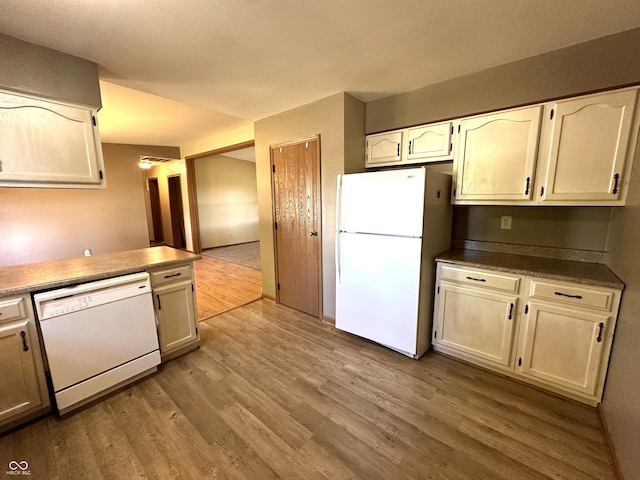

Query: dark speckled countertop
<box><xmin>0</xmin><ymin>246</ymin><xmax>201</xmax><ymax>296</ymax></box>
<box><xmin>437</xmin><ymin>249</ymin><xmax>624</xmax><ymax>290</ymax></box>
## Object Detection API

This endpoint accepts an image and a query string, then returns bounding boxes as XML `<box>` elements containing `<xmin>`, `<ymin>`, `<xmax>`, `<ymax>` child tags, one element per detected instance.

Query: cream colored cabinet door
<box><xmin>407</xmin><ymin>121</ymin><xmax>453</xmax><ymax>162</ymax></box>
<box><xmin>516</xmin><ymin>301</ymin><xmax>609</xmax><ymax>397</ymax></box>
<box><xmin>537</xmin><ymin>89</ymin><xmax>638</xmax><ymax>205</ymax></box>
<box><xmin>0</xmin><ymin>89</ymin><xmax>106</xmax><ymax>189</ymax></box>
<box><xmin>453</xmin><ymin>106</ymin><xmax>542</xmax><ymax>203</ymax></box>
<box><xmin>0</xmin><ymin>296</ymin><xmax>50</xmax><ymax>430</ymax></box>
<box><xmin>365</xmin><ymin>131</ymin><xmax>403</xmax><ymax>166</ymax></box>
<box><xmin>153</xmin><ymin>278</ymin><xmax>198</xmax><ymax>356</ymax></box>
<box><xmin>434</xmin><ymin>283</ymin><xmax>518</xmax><ymax>370</ymax></box>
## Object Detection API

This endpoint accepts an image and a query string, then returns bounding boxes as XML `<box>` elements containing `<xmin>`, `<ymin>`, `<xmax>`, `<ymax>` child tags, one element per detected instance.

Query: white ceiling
<box><xmin>1</xmin><ymin>1</ymin><xmax>640</xmax><ymax>146</ymax></box>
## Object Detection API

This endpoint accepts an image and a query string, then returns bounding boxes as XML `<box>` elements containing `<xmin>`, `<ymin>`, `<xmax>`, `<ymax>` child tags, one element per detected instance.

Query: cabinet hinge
<box><xmin>540</xmin><ymin>186</ymin><xmax>545</xmax><ymax>197</ymax></box>
<box><xmin>275</xmin><ymin>222</ymin><xmax>278</xmax><ymax>231</ymax></box>
<box><xmin>457</xmin><ymin>125</ymin><xmax>460</xmax><ymax>133</ymax></box>
<box><xmin>451</xmin><ymin>125</ymin><xmax>454</xmax><ymax>135</ymax></box>
<box><xmin>192</xmin><ymin>283</ymin><xmax>194</xmax><ymax>292</ymax></box>
<box><xmin>277</xmin><ymin>283</ymin><xmax>280</xmax><ymax>290</ymax></box>
<box><xmin>550</xmin><ymin>109</ymin><xmax>554</xmax><ymax>120</ymax></box>
<box><xmin>196</xmin><ymin>326</ymin><xmax>199</xmax><ymax>335</ymax></box>
<box><xmin>99</xmin><ymin>170</ymin><xmax>104</xmax><ymax>180</ymax></box>
<box><xmin>518</xmin><ymin>357</ymin><xmax>522</xmax><ymax>367</ymax></box>
<box><xmin>92</xmin><ymin>115</ymin><xmax>97</xmax><ymax>126</ymax></box>
<box><xmin>434</xmin><ymin>331</ymin><xmax>437</xmax><ymax>339</ymax></box>
<box><xmin>272</xmin><ymin>164</ymin><xmax>275</xmax><ymax>173</ymax></box>
<box><xmin>453</xmin><ymin>188</ymin><xmax>456</xmax><ymax>197</ymax></box>
<box><xmin>525</xmin><ymin>304</ymin><xmax>529</xmax><ymax>314</ymax></box>
<box><xmin>437</xmin><ymin>286</ymin><xmax>440</xmax><ymax>294</ymax></box>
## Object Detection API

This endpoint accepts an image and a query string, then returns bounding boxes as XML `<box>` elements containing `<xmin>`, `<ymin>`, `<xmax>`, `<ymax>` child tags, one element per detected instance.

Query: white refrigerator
<box><xmin>335</xmin><ymin>167</ymin><xmax>452</xmax><ymax>359</ymax></box>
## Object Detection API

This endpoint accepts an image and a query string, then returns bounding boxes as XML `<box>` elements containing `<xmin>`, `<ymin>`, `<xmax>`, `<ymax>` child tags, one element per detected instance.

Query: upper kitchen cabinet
<box><xmin>452</xmin><ymin>106</ymin><xmax>542</xmax><ymax>203</ymax></box>
<box><xmin>406</xmin><ymin>121</ymin><xmax>454</xmax><ymax>162</ymax></box>
<box><xmin>0</xmin><ymin>89</ymin><xmax>106</xmax><ymax>189</ymax></box>
<box><xmin>366</xmin><ymin>130</ymin><xmax>403</xmax><ymax>166</ymax></box>
<box><xmin>536</xmin><ymin>88</ymin><xmax>639</xmax><ymax>205</ymax></box>
<box><xmin>365</xmin><ymin>121</ymin><xmax>455</xmax><ymax>168</ymax></box>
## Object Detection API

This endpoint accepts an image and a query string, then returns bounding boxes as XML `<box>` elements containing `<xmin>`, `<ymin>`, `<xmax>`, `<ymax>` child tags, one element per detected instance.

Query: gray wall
<box><xmin>0</xmin><ymin>33</ymin><xmax>101</xmax><ymax>108</ymax></box>
<box><xmin>365</xmin><ymin>27</ymin><xmax>640</xmax><ymax>478</ymax></box>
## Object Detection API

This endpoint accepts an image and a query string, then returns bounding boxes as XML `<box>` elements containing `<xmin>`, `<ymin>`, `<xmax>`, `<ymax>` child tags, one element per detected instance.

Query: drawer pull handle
<box><xmin>596</xmin><ymin>322</ymin><xmax>605</xmax><ymax>343</ymax></box>
<box><xmin>554</xmin><ymin>291</ymin><xmax>583</xmax><ymax>299</ymax></box>
<box><xmin>164</xmin><ymin>272</ymin><xmax>182</xmax><ymax>279</ymax></box>
<box><xmin>466</xmin><ymin>276</ymin><xmax>486</xmax><ymax>282</ymax></box>
<box><xmin>508</xmin><ymin>303</ymin><xmax>514</xmax><ymax>320</ymax></box>
<box><xmin>20</xmin><ymin>331</ymin><xmax>29</xmax><ymax>352</ymax></box>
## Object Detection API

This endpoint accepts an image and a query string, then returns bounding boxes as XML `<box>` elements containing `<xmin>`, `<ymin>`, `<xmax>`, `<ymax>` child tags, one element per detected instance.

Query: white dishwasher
<box><xmin>33</xmin><ymin>272</ymin><xmax>160</xmax><ymax>414</ymax></box>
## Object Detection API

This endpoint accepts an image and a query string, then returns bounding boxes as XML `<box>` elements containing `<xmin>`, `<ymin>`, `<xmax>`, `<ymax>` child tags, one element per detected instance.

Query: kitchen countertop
<box><xmin>437</xmin><ymin>249</ymin><xmax>624</xmax><ymax>290</ymax></box>
<box><xmin>0</xmin><ymin>246</ymin><xmax>201</xmax><ymax>296</ymax></box>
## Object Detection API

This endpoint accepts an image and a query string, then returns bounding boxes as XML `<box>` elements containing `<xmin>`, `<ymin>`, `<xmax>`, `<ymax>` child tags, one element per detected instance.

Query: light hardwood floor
<box><xmin>193</xmin><ymin>256</ymin><xmax>262</xmax><ymax>320</ymax></box>
<box><xmin>0</xmin><ymin>300</ymin><xmax>616</xmax><ymax>479</ymax></box>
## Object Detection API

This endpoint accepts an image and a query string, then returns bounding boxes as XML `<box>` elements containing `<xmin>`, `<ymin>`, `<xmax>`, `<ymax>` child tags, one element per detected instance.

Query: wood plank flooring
<box><xmin>0</xmin><ymin>300</ymin><xmax>616</xmax><ymax>479</ymax></box>
<box><xmin>193</xmin><ymin>256</ymin><xmax>262</xmax><ymax>320</ymax></box>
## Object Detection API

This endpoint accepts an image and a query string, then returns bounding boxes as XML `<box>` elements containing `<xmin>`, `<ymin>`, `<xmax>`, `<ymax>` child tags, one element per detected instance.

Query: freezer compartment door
<box><xmin>336</xmin><ymin>232</ymin><xmax>421</xmax><ymax>356</ymax></box>
<box><xmin>338</xmin><ymin>167</ymin><xmax>425</xmax><ymax>237</ymax></box>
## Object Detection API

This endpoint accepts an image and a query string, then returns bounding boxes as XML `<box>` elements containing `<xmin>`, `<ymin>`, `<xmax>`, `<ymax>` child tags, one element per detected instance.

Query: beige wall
<box><xmin>0</xmin><ymin>33</ymin><xmax>101</xmax><ymax>108</ymax></box>
<box><xmin>0</xmin><ymin>143</ymin><xmax>163</xmax><ymax>266</ymax></box>
<box><xmin>195</xmin><ymin>155</ymin><xmax>259</xmax><ymax>248</ymax></box>
<box><xmin>141</xmin><ymin>157</ymin><xmax>187</xmax><ymax>249</ymax></box>
<box><xmin>254</xmin><ymin>92</ymin><xmax>365</xmax><ymax>316</ymax></box>
<box><xmin>365</xmin><ymin>27</ymin><xmax>640</xmax><ymax>478</ymax></box>
<box><xmin>179</xmin><ymin>124</ymin><xmax>255</xmax><ymax>251</ymax></box>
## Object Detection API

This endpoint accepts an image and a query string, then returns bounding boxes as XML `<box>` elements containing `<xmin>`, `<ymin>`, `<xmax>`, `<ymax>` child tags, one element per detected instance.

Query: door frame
<box><xmin>270</xmin><ymin>134</ymin><xmax>323</xmax><ymax>319</ymax></box>
<box><xmin>185</xmin><ymin>140</ymin><xmax>255</xmax><ymax>254</ymax></box>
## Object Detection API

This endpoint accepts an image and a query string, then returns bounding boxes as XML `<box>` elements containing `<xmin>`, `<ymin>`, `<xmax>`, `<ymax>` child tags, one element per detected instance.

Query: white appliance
<box><xmin>335</xmin><ymin>167</ymin><xmax>452</xmax><ymax>359</ymax></box>
<box><xmin>33</xmin><ymin>272</ymin><xmax>160</xmax><ymax>414</ymax></box>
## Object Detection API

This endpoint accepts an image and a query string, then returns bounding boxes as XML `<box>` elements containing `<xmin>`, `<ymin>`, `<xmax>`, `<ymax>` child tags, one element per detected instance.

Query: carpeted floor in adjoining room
<box><xmin>201</xmin><ymin>241</ymin><xmax>261</xmax><ymax>270</ymax></box>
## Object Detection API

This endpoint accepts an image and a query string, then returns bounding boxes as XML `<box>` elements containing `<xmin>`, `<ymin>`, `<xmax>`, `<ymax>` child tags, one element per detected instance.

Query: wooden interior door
<box><xmin>272</xmin><ymin>136</ymin><xmax>322</xmax><ymax>318</ymax></box>
<box><xmin>168</xmin><ymin>175</ymin><xmax>186</xmax><ymax>249</ymax></box>
<box><xmin>148</xmin><ymin>178</ymin><xmax>163</xmax><ymax>242</ymax></box>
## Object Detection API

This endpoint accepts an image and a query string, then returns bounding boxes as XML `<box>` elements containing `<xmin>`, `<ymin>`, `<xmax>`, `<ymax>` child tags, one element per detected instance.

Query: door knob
<box><xmin>310</xmin><ymin>231</ymin><xmax>318</xmax><ymax>237</ymax></box>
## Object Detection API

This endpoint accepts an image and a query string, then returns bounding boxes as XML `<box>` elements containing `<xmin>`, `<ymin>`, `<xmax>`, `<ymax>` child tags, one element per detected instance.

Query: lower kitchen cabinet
<box><xmin>515</xmin><ymin>279</ymin><xmax>620</xmax><ymax>402</ymax></box>
<box><xmin>0</xmin><ymin>294</ymin><xmax>50</xmax><ymax>432</ymax></box>
<box><xmin>149</xmin><ymin>263</ymin><xmax>199</xmax><ymax>360</ymax></box>
<box><xmin>433</xmin><ymin>262</ymin><xmax>621</xmax><ymax>405</ymax></box>
<box><xmin>435</xmin><ymin>283</ymin><xmax>518</xmax><ymax>370</ymax></box>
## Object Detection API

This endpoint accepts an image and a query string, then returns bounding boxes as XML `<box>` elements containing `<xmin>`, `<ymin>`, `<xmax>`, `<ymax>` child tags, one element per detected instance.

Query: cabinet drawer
<box><xmin>149</xmin><ymin>265</ymin><xmax>192</xmax><ymax>287</ymax></box>
<box><xmin>528</xmin><ymin>280</ymin><xmax>614</xmax><ymax>311</ymax></box>
<box><xmin>440</xmin><ymin>265</ymin><xmax>520</xmax><ymax>293</ymax></box>
<box><xmin>0</xmin><ymin>296</ymin><xmax>26</xmax><ymax>323</ymax></box>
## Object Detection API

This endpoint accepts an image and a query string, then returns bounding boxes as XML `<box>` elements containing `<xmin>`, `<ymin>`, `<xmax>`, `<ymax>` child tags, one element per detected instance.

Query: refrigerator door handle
<box><xmin>336</xmin><ymin>174</ymin><xmax>343</xmax><ymax>232</ymax></box>
<box><xmin>335</xmin><ymin>232</ymin><xmax>342</xmax><ymax>284</ymax></box>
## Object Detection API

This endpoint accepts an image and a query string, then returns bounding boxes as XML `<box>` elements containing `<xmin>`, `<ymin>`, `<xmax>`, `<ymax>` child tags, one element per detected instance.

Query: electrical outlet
<box><xmin>500</xmin><ymin>216</ymin><xmax>512</xmax><ymax>230</ymax></box>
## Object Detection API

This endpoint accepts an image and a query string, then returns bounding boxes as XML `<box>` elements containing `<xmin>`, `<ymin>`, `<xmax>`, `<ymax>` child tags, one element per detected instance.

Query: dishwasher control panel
<box><xmin>38</xmin><ymin>295</ymin><xmax>94</xmax><ymax>319</ymax></box>
<box><xmin>33</xmin><ymin>272</ymin><xmax>151</xmax><ymax>321</ymax></box>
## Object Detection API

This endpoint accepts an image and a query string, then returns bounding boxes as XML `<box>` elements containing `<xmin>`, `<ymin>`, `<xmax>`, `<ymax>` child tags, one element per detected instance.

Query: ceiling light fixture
<box><xmin>139</xmin><ymin>160</ymin><xmax>152</xmax><ymax>169</ymax></box>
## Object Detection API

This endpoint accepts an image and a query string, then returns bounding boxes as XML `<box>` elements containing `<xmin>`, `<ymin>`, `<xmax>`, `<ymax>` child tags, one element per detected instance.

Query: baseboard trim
<box><xmin>322</xmin><ymin>315</ymin><xmax>335</xmax><ymax>326</ymax></box>
<box><xmin>598</xmin><ymin>406</ymin><xmax>624</xmax><ymax>480</ymax></box>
